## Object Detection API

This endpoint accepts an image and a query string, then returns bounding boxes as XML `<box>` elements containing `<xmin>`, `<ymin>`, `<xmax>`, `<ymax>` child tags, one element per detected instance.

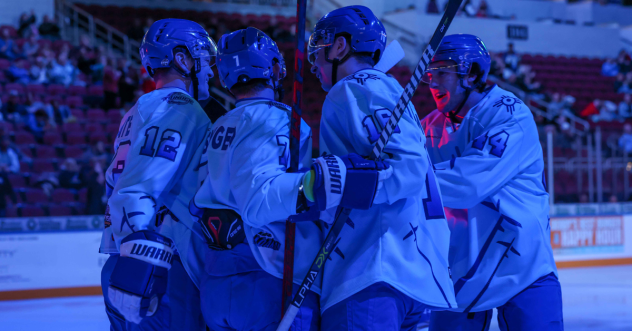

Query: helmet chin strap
<box><xmin>171</xmin><ymin>57</ymin><xmax>202</xmax><ymax>100</ymax></box>
<box><xmin>325</xmin><ymin>46</ymin><xmax>352</xmax><ymax>87</ymax></box>
<box><xmin>447</xmin><ymin>76</ymin><xmax>475</xmax><ymax>123</ymax></box>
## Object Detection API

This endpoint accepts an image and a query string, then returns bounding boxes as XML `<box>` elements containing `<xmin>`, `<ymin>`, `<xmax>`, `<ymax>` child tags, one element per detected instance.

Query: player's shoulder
<box><xmin>138</xmin><ymin>88</ymin><xmax>208</xmax><ymax>125</ymax></box>
<box><xmin>330</xmin><ymin>68</ymin><xmax>398</xmax><ymax>99</ymax></box>
<box><xmin>473</xmin><ymin>85</ymin><xmax>530</xmax><ymax>124</ymax></box>
<box><xmin>240</xmin><ymin>99</ymin><xmax>291</xmax><ymax>123</ymax></box>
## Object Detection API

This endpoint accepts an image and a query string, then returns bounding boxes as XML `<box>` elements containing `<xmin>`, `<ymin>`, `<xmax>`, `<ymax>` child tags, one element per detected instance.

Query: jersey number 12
<box><xmin>139</xmin><ymin>126</ymin><xmax>182</xmax><ymax>162</ymax></box>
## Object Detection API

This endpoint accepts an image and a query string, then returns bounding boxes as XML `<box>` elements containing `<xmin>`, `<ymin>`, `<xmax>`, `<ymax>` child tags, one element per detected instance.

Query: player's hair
<box><xmin>153</xmin><ymin>46</ymin><xmax>194</xmax><ymax>79</ymax></box>
<box><xmin>230</xmin><ymin>78</ymin><xmax>271</xmax><ymax>97</ymax></box>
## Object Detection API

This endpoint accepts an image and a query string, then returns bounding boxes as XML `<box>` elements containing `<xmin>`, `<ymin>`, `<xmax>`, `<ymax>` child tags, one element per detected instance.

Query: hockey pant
<box><xmin>101</xmin><ymin>254</ymin><xmax>206</xmax><ymax>331</ymax></box>
<box><xmin>321</xmin><ymin>282</ymin><xmax>439</xmax><ymax>331</ymax></box>
<box><xmin>429</xmin><ymin>272</ymin><xmax>563</xmax><ymax>331</ymax></box>
<box><xmin>200</xmin><ymin>269</ymin><xmax>320</xmax><ymax>330</ymax></box>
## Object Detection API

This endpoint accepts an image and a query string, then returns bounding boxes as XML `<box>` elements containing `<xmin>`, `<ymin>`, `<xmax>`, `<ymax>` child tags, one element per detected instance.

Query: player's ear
<box><xmin>330</xmin><ymin>36</ymin><xmax>348</xmax><ymax>60</ymax></box>
<box><xmin>174</xmin><ymin>52</ymin><xmax>191</xmax><ymax>74</ymax></box>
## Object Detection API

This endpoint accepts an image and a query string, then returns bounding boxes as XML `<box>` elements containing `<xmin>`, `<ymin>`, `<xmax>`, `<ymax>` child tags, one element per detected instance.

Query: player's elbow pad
<box><xmin>109</xmin><ymin>231</ymin><xmax>174</xmax><ymax>314</ymax></box>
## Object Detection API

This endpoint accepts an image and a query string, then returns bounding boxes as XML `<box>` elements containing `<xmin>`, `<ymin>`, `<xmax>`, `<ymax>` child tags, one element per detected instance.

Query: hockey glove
<box><xmin>198</xmin><ymin>208</ymin><xmax>246</xmax><ymax>250</ymax></box>
<box><xmin>108</xmin><ymin>231</ymin><xmax>174</xmax><ymax>324</ymax></box>
<box><xmin>303</xmin><ymin>153</ymin><xmax>392</xmax><ymax>211</ymax></box>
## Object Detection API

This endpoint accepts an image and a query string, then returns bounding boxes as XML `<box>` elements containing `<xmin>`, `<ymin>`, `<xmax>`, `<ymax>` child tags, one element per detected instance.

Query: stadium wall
<box><xmin>1</xmin><ymin>210</ymin><xmax>632</xmax><ymax>300</ymax></box>
<box><xmin>383</xmin><ymin>11</ymin><xmax>620</xmax><ymax>61</ymax></box>
<box><xmin>0</xmin><ymin>0</ymin><xmax>54</xmax><ymax>25</ymax></box>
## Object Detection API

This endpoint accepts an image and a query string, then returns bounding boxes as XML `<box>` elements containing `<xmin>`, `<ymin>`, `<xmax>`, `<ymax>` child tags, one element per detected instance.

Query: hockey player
<box><xmin>419</xmin><ymin>34</ymin><xmax>563</xmax><ymax>330</ymax></box>
<box><xmin>99</xmin><ymin>19</ymin><xmax>217</xmax><ymax>330</ymax></box>
<box><xmin>190</xmin><ymin>27</ymin><xmax>323</xmax><ymax>330</ymax></box>
<box><xmin>308</xmin><ymin>6</ymin><xmax>457</xmax><ymax>330</ymax></box>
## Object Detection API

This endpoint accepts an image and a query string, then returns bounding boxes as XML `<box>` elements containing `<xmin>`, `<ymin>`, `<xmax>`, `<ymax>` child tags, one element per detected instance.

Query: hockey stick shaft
<box><xmin>282</xmin><ymin>0</ymin><xmax>308</xmax><ymax>316</ymax></box>
<box><xmin>276</xmin><ymin>1</ymin><xmax>463</xmax><ymax>329</ymax></box>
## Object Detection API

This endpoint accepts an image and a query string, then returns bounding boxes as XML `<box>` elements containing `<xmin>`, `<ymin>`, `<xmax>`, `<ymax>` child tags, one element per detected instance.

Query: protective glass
<box><xmin>307</xmin><ymin>29</ymin><xmax>335</xmax><ymax>65</ymax></box>
<box><xmin>421</xmin><ymin>64</ymin><xmax>461</xmax><ymax>84</ymax></box>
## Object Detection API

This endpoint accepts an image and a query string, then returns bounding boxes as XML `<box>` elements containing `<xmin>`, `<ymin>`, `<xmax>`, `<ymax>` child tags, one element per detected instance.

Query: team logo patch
<box><xmin>163</xmin><ymin>92</ymin><xmax>193</xmax><ymax>105</ymax></box>
<box><xmin>104</xmin><ymin>205</ymin><xmax>111</xmax><ymax>229</ymax></box>
<box><xmin>493</xmin><ymin>95</ymin><xmax>522</xmax><ymax>115</ymax></box>
<box><xmin>253</xmin><ymin>232</ymin><xmax>281</xmax><ymax>250</ymax></box>
<box><xmin>344</xmin><ymin>73</ymin><xmax>380</xmax><ymax>85</ymax></box>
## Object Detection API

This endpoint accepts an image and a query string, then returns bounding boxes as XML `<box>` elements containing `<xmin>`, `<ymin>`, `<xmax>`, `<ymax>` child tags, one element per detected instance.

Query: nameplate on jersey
<box><xmin>210</xmin><ymin>126</ymin><xmax>237</xmax><ymax>150</ymax></box>
<box><xmin>120</xmin><ymin>239</ymin><xmax>174</xmax><ymax>269</ymax></box>
<box><xmin>162</xmin><ymin>92</ymin><xmax>194</xmax><ymax>105</ymax></box>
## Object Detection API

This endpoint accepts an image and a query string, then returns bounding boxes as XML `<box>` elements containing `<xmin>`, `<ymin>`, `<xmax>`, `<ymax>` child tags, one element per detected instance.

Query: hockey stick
<box><xmin>373</xmin><ymin>40</ymin><xmax>405</xmax><ymax>73</ymax></box>
<box><xmin>276</xmin><ymin>1</ymin><xmax>463</xmax><ymax>329</ymax></box>
<box><xmin>281</xmin><ymin>0</ymin><xmax>308</xmax><ymax>316</ymax></box>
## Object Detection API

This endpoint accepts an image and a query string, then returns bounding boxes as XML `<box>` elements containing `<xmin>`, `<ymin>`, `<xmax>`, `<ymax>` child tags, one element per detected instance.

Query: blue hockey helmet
<box><xmin>139</xmin><ymin>19</ymin><xmax>217</xmax><ymax>99</ymax></box>
<box><xmin>422</xmin><ymin>34</ymin><xmax>491</xmax><ymax>88</ymax></box>
<box><xmin>308</xmin><ymin>5</ymin><xmax>387</xmax><ymax>66</ymax></box>
<box><xmin>216</xmin><ymin>27</ymin><xmax>286</xmax><ymax>92</ymax></box>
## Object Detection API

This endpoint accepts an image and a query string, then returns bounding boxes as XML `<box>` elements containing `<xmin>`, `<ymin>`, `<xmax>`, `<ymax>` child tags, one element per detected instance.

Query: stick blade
<box><xmin>374</xmin><ymin>40</ymin><xmax>405</xmax><ymax>73</ymax></box>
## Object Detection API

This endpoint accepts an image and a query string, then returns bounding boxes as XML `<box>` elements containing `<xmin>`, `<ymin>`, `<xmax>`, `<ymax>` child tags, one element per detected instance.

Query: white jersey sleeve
<box><xmin>101</xmin><ymin>88</ymin><xmax>210</xmax><ymax>252</ymax></box>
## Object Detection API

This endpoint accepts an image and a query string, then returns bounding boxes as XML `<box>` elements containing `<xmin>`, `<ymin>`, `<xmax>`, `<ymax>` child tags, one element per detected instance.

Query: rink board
<box><xmin>1</xmin><ymin>214</ymin><xmax>632</xmax><ymax>300</ymax></box>
<box><xmin>0</xmin><ymin>216</ymin><xmax>105</xmax><ymax>301</ymax></box>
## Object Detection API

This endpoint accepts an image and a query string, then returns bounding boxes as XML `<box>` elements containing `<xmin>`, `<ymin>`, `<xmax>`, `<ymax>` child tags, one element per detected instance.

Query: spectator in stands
<box><xmin>579</xmin><ymin>193</ymin><xmax>589</xmax><ymax>203</ymax></box>
<box><xmin>26</xmin><ymin>109</ymin><xmax>53</xmax><ymax>143</ymax></box>
<box><xmin>547</xmin><ymin>93</ymin><xmax>565</xmax><ymax>117</ymax></box>
<box><xmin>127</xmin><ymin>18</ymin><xmax>146</xmax><ymax>41</ymax></box>
<box><xmin>18</xmin><ymin>11</ymin><xmax>37</xmax><ymax>38</ymax></box>
<box><xmin>609</xmin><ymin>194</ymin><xmax>618</xmax><ymax>203</ymax></box>
<box><xmin>1</xmin><ymin>90</ymin><xmax>27</xmax><ymax>123</ymax></box>
<box><xmin>620</xmin><ymin>72</ymin><xmax>632</xmax><ymax>94</ymax></box>
<box><xmin>620</xmin><ymin>93</ymin><xmax>632</xmax><ymax>119</ymax></box>
<box><xmin>476</xmin><ymin>0</ymin><xmax>490</xmax><ymax>17</ymax></box>
<box><xmin>0</xmin><ymin>135</ymin><xmax>19</xmax><ymax>174</ymax></box>
<box><xmin>48</xmin><ymin>52</ymin><xmax>76</xmax><ymax>86</ymax></box>
<box><xmin>0</xmin><ymin>173</ymin><xmax>16</xmax><ymax>217</ymax></box>
<box><xmin>0</xmin><ymin>28</ymin><xmax>22</xmax><ymax>60</ymax></box>
<box><xmin>117</xmin><ymin>58</ymin><xmax>139</xmax><ymax>108</ymax></box>
<box><xmin>83</xmin><ymin>157</ymin><xmax>106</xmax><ymax>215</ymax></box>
<box><xmin>592</xmin><ymin>100</ymin><xmax>617</xmax><ymax>122</ymax></box>
<box><xmin>617</xmin><ymin>50</ymin><xmax>631</xmax><ymax>74</ymax></box>
<box><xmin>503</xmin><ymin>42</ymin><xmax>521</xmax><ymax>74</ymax></box>
<box><xmin>602</xmin><ymin>58</ymin><xmax>619</xmax><ymax>77</ymax></box>
<box><xmin>618</xmin><ymin>123</ymin><xmax>632</xmax><ymax>153</ymax></box>
<box><xmin>38</xmin><ymin>15</ymin><xmax>60</xmax><ymax>40</ymax></box>
<box><xmin>74</xmin><ymin>35</ymin><xmax>95</xmax><ymax>77</ymax></box>
<box><xmin>103</xmin><ymin>56</ymin><xmax>120</xmax><ymax>110</ymax></box>
<box><xmin>82</xmin><ymin>140</ymin><xmax>111</xmax><ymax>164</ymax></box>
<box><xmin>462</xmin><ymin>0</ymin><xmax>477</xmax><ymax>16</ymax></box>
<box><xmin>30</xmin><ymin>56</ymin><xmax>49</xmax><ymax>85</ymax></box>
<box><xmin>516</xmin><ymin>64</ymin><xmax>541</xmax><ymax>94</ymax></box>
<box><xmin>7</xmin><ymin>60</ymin><xmax>30</xmax><ymax>84</ymax></box>
<box><xmin>22</xmin><ymin>33</ymin><xmax>40</xmax><ymax>59</ymax></box>
<box><xmin>58</xmin><ymin>158</ymin><xmax>84</xmax><ymax>190</ymax></box>
<box><xmin>50</xmin><ymin>99</ymin><xmax>72</xmax><ymax>125</ymax></box>
<box><xmin>615</xmin><ymin>72</ymin><xmax>626</xmax><ymax>93</ymax></box>
<box><xmin>426</xmin><ymin>0</ymin><xmax>440</xmax><ymax>13</ymax></box>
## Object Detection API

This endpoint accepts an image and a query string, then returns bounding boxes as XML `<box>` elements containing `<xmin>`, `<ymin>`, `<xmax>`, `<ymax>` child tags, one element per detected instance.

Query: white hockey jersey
<box><xmin>420</xmin><ymin>85</ymin><xmax>557</xmax><ymax>313</ymax></box>
<box><xmin>99</xmin><ymin>87</ymin><xmax>211</xmax><ymax>288</ymax></box>
<box><xmin>192</xmin><ymin>98</ymin><xmax>324</xmax><ymax>293</ymax></box>
<box><xmin>318</xmin><ymin>68</ymin><xmax>457</xmax><ymax>312</ymax></box>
